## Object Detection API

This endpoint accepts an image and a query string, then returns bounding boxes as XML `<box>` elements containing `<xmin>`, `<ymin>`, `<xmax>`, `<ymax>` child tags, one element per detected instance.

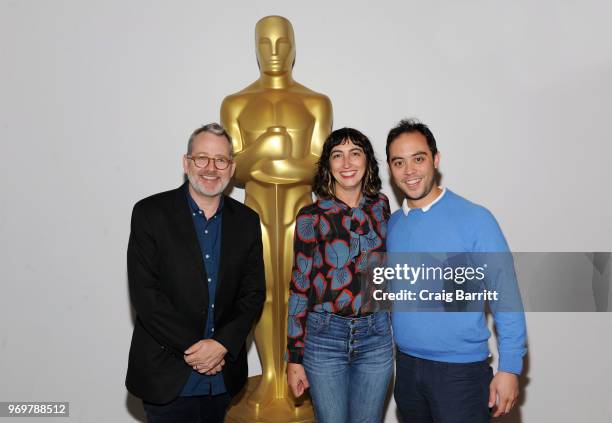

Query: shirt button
<box><xmin>212</xmin><ymin>304</ymin><xmax>215</xmax><ymax>308</ymax></box>
<box><xmin>192</xmin><ymin>213</ymin><xmax>196</xmax><ymax>216</ymax></box>
<box><xmin>198</xmin><ymin>210</ymin><xmax>202</xmax><ymax>214</ymax></box>
<box><xmin>205</xmin><ymin>254</ymin><xmax>210</xmax><ymax>259</ymax></box>
<box><xmin>204</xmin><ymin>230</ymin><xmax>208</xmax><ymax>234</ymax></box>
<box><xmin>211</xmin><ymin>328</ymin><xmax>215</xmax><ymax>332</ymax></box>
<box><xmin>208</xmin><ymin>277</ymin><xmax>212</xmax><ymax>282</ymax></box>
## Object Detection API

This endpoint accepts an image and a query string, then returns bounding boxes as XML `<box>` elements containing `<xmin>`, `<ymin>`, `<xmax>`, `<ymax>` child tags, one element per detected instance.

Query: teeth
<box><xmin>406</xmin><ymin>178</ymin><xmax>421</xmax><ymax>186</ymax></box>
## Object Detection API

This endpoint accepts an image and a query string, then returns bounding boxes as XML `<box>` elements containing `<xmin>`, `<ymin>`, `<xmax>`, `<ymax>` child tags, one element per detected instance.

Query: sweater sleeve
<box><xmin>286</xmin><ymin>210</ymin><xmax>318</xmax><ymax>364</ymax></box>
<box><xmin>475</xmin><ymin>208</ymin><xmax>527</xmax><ymax>375</ymax></box>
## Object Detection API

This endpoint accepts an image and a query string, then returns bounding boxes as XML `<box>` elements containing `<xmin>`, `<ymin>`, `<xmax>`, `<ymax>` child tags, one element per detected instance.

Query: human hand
<box><xmin>287</xmin><ymin>363</ymin><xmax>310</xmax><ymax>397</ymax></box>
<box><xmin>489</xmin><ymin>371</ymin><xmax>519</xmax><ymax>418</ymax></box>
<box><xmin>204</xmin><ymin>359</ymin><xmax>225</xmax><ymax>375</ymax></box>
<box><xmin>184</xmin><ymin>339</ymin><xmax>228</xmax><ymax>373</ymax></box>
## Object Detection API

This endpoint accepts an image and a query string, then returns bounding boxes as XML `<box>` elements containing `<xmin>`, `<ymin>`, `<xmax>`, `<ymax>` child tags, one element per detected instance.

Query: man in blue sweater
<box><xmin>385</xmin><ymin>119</ymin><xmax>526</xmax><ymax>422</ymax></box>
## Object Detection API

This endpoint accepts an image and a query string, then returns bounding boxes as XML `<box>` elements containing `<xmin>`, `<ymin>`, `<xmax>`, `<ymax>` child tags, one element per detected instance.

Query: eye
<box><xmin>215</xmin><ymin>158</ymin><xmax>228</xmax><ymax>166</ymax></box>
<box><xmin>331</xmin><ymin>152</ymin><xmax>342</xmax><ymax>159</ymax></box>
<box><xmin>392</xmin><ymin>160</ymin><xmax>404</xmax><ymax>167</ymax></box>
<box><xmin>351</xmin><ymin>150</ymin><xmax>363</xmax><ymax>157</ymax></box>
<box><xmin>414</xmin><ymin>156</ymin><xmax>424</xmax><ymax>163</ymax></box>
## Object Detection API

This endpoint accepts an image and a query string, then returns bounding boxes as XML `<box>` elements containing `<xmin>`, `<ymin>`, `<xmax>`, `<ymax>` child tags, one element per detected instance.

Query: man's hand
<box><xmin>184</xmin><ymin>339</ymin><xmax>228</xmax><ymax>374</ymax></box>
<box><xmin>287</xmin><ymin>363</ymin><xmax>309</xmax><ymax>398</ymax></box>
<box><xmin>205</xmin><ymin>359</ymin><xmax>225</xmax><ymax>375</ymax></box>
<box><xmin>489</xmin><ymin>371</ymin><xmax>519</xmax><ymax>418</ymax></box>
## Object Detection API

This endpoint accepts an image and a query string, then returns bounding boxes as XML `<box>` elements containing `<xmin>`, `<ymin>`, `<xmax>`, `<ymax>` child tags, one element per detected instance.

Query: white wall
<box><xmin>1</xmin><ymin>0</ymin><xmax>611</xmax><ymax>421</ymax></box>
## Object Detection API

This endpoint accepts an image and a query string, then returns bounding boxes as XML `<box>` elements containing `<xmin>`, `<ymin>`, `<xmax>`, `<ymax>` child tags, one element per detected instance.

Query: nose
<box><xmin>342</xmin><ymin>156</ymin><xmax>351</xmax><ymax>168</ymax></box>
<box><xmin>203</xmin><ymin>158</ymin><xmax>216</xmax><ymax>171</ymax></box>
<box><xmin>403</xmin><ymin>161</ymin><xmax>416</xmax><ymax>175</ymax></box>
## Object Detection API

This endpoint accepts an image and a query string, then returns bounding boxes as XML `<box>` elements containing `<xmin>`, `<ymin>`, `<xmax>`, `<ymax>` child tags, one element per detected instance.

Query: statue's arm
<box><xmin>307</xmin><ymin>95</ymin><xmax>333</xmax><ymax>159</ymax></box>
<box><xmin>220</xmin><ymin>95</ymin><xmax>245</xmax><ymax>154</ymax></box>
<box><xmin>221</xmin><ymin>95</ymin><xmax>256</xmax><ymax>184</ymax></box>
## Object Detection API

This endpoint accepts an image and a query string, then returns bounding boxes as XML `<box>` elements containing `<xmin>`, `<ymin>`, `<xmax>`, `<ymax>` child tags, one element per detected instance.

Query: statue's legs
<box><xmin>242</xmin><ymin>181</ymin><xmax>313</xmax><ymax>407</ymax></box>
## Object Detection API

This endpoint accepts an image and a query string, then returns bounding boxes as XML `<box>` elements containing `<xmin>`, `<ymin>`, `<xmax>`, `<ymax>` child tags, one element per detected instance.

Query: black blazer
<box><xmin>125</xmin><ymin>183</ymin><xmax>265</xmax><ymax>404</ymax></box>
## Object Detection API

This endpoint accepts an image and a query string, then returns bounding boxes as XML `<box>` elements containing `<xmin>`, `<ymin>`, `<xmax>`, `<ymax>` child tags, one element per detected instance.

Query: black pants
<box><xmin>394</xmin><ymin>351</ymin><xmax>493</xmax><ymax>423</ymax></box>
<box><xmin>143</xmin><ymin>393</ymin><xmax>231</xmax><ymax>423</ymax></box>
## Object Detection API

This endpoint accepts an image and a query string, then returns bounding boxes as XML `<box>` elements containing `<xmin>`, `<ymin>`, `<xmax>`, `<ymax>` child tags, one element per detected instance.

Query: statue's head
<box><xmin>255</xmin><ymin>16</ymin><xmax>296</xmax><ymax>76</ymax></box>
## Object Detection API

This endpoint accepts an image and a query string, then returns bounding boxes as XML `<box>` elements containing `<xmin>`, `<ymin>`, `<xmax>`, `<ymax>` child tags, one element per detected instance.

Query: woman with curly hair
<box><xmin>286</xmin><ymin>127</ymin><xmax>393</xmax><ymax>422</ymax></box>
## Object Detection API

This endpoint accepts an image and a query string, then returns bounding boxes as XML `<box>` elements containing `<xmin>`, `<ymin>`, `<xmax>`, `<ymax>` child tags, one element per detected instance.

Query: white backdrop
<box><xmin>1</xmin><ymin>0</ymin><xmax>611</xmax><ymax>422</ymax></box>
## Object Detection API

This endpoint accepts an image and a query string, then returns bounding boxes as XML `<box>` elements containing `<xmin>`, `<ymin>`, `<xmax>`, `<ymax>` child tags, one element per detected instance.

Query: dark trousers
<box><xmin>394</xmin><ymin>351</ymin><xmax>493</xmax><ymax>423</ymax></box>
<box><xmin>143</xmin><ymin>393</ymin><xmax>231</xmax><ymax>423</ymax></box>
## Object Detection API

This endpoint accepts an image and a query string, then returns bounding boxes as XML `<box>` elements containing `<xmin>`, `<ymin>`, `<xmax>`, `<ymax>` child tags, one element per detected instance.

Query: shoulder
<box><xmin>444</xmin><ymin>190</ymin><xmax>508</xmax><ymax>251</ymax></box>
<box><xmin>302</xmin><ymin>92</ymin><xmax>332</xmax><ymax>114</ymax></box>
<box><xmin>296</xmin><ymin>201</ymin><xmax>321</xmax><ymax>217</ymax></box>
<box><xmin>132</xmin><ymin>186</ymin><xmax>181</xmax><ymax>214</ymax></box>
<box><xmin>365</xmin><ymin>192</ymin><xmax>390</xmax><ymax>220</ymax></box>
<box><xmin>220</xmin><ymin>92</ymin><xmax>251</xmax><ymax>116</ymax></box>
<box><xmin>388</xmin><ymin>208</ymin><xmax>404</xmax><ymax>228</ymax></box>
<box><xmin>444</xmin><ymin>190</ymin><xmax>498</xmax><ymax>224</ymax></box>
<box><xmin>221</xmin><ymin>83</ymin><xmax>261</xmax><ymax>109</ymax></box>
<box><xmin>375</xmin><ymin>192</ymin><xmax>390</xmax><ymax>207</ymax></box>
<box><xmin>224</xmin><ymin>196</ymin><xmax>261</xmax><ymax>223</ymax></box>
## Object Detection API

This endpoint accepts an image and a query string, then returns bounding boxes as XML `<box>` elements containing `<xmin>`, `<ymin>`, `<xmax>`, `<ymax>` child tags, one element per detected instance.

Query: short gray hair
<box><xmin>187</xmin><ymin>123</ymin><xmax>233</xmax><ymax>156</ymax></box>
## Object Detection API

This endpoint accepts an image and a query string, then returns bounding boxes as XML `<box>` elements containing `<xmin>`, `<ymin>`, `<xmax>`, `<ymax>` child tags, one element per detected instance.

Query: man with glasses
<box><xmin>126</xmin><ymin>123</ymin><xmax>266</xmax><ymax>423</ymax></box>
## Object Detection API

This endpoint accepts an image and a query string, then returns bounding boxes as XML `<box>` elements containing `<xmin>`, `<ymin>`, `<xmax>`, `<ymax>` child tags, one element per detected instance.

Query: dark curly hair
<box><xmin>313</xmin><ymin>127</ymin><xmax>382</xmax><ymax>199</ymax></box>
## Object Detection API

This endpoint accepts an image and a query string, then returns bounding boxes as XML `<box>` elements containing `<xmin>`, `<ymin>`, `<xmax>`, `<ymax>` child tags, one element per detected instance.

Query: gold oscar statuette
<box><xmin>221</xmin><ymin>15</ymin><xmax>333</xmax><ymax>423</ymax></box>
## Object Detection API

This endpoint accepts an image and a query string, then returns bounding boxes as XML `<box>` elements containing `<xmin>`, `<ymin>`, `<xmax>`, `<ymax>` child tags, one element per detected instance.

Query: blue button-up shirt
<box><xmin>180</xmin><ymin>188</ymin><xmax>227</xmax><ymax>396</ymax></box>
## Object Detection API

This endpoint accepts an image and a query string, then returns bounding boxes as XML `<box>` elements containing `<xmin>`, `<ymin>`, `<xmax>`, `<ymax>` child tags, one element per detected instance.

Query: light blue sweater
<box><xmin>387</xmin><ymin>189</ymin><xmax>526</xmax><ymax>374</ymax></box>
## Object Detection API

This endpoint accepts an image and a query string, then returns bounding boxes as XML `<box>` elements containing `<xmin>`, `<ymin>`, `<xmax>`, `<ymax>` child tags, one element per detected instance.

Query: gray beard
<box><xmin>188</xmin><ymin>173</ymin><xmax>229</xmax><ymax>198</ymax></box>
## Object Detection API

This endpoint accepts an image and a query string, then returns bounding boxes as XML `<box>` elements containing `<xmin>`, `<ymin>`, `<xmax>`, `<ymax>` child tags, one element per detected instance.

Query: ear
<box><xmin>433</xmin><ymin>151</ymin><xmax>441</xmax><ymax>169</ymax></box>
<box><xmin>229</xmin><ymin>161</ymin><xmax>236</xmax><ymax>178</ymax></box>
<box><xmin>182</xmin><ymin>155</ymin><xmax>190</xmax><ymax>174</ymax></box>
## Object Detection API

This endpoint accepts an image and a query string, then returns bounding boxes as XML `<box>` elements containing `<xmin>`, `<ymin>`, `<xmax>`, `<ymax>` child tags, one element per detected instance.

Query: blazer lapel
<box><xmin>170</xmin><ymin>184</ymin><xmax>208</xmax><ymax>307</ymax></box>
<box><xmin>217</xmin><ymin>196</ymin><xmax>236</xmax><ymax>299</ymax></box>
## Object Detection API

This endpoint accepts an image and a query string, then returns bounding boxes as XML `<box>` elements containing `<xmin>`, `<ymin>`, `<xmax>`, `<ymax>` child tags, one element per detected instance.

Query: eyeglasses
<box><xmin>186</xmin><ymin>155</ymin><xmax>233</xmax><ymax>170</ymax></box>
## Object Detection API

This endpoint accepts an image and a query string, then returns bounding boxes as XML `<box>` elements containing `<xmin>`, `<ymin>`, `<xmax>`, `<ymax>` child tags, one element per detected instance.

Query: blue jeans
<box><xmin>394</xmin><ymin>351</ymin><xmax>493</xmax><ymax>423</ymax></box>
<box><xmin>303</xmin><ymin>311</ymin><xmax>394</xmax><ymax>423</ymax></box>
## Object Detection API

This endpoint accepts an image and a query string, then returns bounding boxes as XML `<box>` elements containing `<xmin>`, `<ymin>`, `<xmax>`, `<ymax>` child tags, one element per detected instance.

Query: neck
<box><xmin>335</xmin><ymin>186</ymin><xmax>362</xmax><ymax>208</ymax></box>
<box><xmin>188</xmin><ymin>184</ymin><xmax>221</xmax><ymax>218</ymax></box>
<box><xmin>258</xmin><ymin>72</ymin><xmax>293</xmax><ymax>89</ymax></box>
<box><xmin>407</xmin><ymin>186</ymin><xmax>443</xmax><ymax>209</ymax></box>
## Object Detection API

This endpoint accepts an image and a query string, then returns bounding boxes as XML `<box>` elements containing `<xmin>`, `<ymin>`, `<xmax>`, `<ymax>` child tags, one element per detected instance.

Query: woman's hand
<box><xmin>287</xmin><ymin>363</ymin><xmax>310</xmax><ymax>397</ymax></box>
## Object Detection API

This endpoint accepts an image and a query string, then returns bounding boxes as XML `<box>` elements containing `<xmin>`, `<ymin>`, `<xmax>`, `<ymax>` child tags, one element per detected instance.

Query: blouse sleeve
<box><xmin>286</xmin><ymin>209</ymin><xmax>318</xmax><ymax>364</ymax></box>
<box><xmin>378</xmin><ymin>193</ymin><xmax>391</xmax><ymax>248</ymax></box>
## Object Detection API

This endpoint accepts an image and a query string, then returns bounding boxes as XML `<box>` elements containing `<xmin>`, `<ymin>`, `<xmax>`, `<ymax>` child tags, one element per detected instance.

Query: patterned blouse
<box><xmin>286</xmin><ymin>193</ymin><xmax>390</xmax><ymax>363</ymax></box>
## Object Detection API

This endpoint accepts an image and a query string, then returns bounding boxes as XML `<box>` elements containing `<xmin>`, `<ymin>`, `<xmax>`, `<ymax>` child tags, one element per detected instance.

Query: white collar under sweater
<box><xmin>401</xmin><ymin>187</ymin><xmax>447</xmax><ymax>216</ymax></box>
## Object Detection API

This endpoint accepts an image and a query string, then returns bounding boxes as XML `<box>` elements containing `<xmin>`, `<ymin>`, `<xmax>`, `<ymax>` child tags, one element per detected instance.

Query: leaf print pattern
<box><xmin>286</xmin><ymin>193</ymin><xmax>390</xmax><ymax>363</ymax></box>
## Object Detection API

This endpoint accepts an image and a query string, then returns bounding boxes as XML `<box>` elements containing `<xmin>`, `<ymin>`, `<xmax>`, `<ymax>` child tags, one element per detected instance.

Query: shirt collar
<box><xmin>185</xmin><ymin>185</ymin><xmax>224</xmax><ymax>217</ymax></box>
<box><xmin>319</xmin><ymin>193</ymin><xmax>371</xmax><ymax>211</ymax></box>
<box><xmin>402</xmin><ymin>187</ymin><xmax>446</xmax><ymax>216</ymax></box>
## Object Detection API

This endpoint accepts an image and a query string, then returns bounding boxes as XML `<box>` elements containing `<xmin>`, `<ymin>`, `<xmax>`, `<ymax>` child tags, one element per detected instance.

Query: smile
<box><xmin>339</xmin><ymin>170</ymin><xmax>357</xmax><ymax>178</ymax></box>
<box><xmin>404</xmin><ymin>178</ymin><xmax>422</xmax><ymax>188</ymax></box>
